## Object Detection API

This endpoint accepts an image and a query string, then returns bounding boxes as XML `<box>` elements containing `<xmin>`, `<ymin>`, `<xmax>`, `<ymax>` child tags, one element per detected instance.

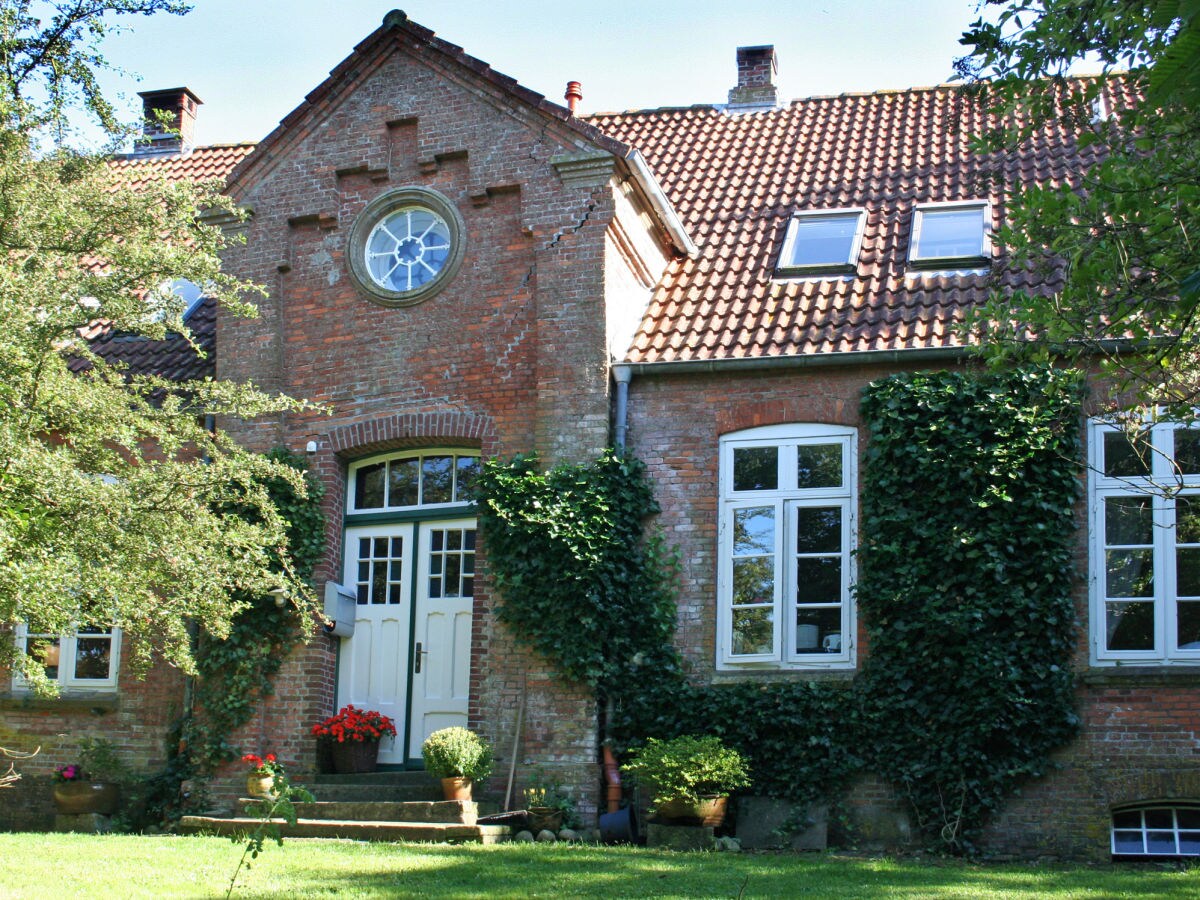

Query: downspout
<box><xmin>612</xmin><ymin>363</ymin><xmax>632</xmax><ymax>450</ymax></box>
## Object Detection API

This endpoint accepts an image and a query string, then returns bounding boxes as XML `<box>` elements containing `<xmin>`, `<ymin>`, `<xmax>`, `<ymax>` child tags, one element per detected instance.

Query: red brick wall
<box><xmin>207</xmin><ymin>41</ymin><xmax>631</xmax><ymax>817</ymax></box>
<box><xmin>626</xmin><ymin>361</ymin><xmax>1200</xmax><ymax>858</ymax></box>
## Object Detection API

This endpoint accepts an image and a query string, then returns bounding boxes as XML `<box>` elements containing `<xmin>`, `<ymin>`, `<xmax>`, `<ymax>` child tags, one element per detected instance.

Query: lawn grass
<box><xmin>0</xmin><ymin>833</ymin><xmax>1196</xmax><ymax>899</ymax></box>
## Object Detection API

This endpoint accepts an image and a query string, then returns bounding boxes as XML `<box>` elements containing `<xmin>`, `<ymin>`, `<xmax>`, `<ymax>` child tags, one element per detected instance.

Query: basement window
<box><xmin>777</xmin><ymin>210</ymin><xmax>865</xmax><ymax>276</ymax></box>
<box><xmin>1112</xmin><ymin>805</ymin><xmax>1200</xmax><ymax>858</ymax></box>
<box><xmin>908</xmin><ymin>202</ymin><xmax>990</xmax><ymax>269</ymax></box>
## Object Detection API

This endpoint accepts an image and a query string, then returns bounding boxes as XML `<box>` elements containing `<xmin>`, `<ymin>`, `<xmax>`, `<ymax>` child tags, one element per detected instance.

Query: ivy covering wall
<box><xmin>476</xmin><ymin>366</ymin><xmax>1084</xmax><ymax>854</ymax></box>
<box><xmin>856</xmin><ymin>367</ymin><xmax>1084</xmax><ymax>852</ymax></box>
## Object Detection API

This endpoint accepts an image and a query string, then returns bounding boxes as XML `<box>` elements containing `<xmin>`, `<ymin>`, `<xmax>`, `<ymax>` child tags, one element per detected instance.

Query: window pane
<box><xmin>1175</xmin><ymin>430</ymin><xmax>1200</xmax><ymax>474</ymax></box>
<box><xmin>1178</xmin><ymin>601</ymin><xmax>1200</xmax><ymax>647</ymax></box>
<box><xmin>785</xmin><ymin>214</ymin><xmax>859</xmax><ymax>268</ymax></box>
<box><xmin>1179</xmin><ymin>834</ymin><xmax>1200</xmax><ymax>855</ymax></box>
<box><xmin>1106</xmin><ymin>549</ymin><xmax>1154</xmax><ymax>597</ymax></box>
<box><xmin>733</xmin><ymin>558</ymin><xmax>774</xmax><ymax>607</ymax></box>
<box><xmin>1112</xmin><ymin>811</ymin><xmax>1141</xmax><ymax>829</ymax></box>
<box><xmin>1145</xmin><ymin>809</ymin><xmax>1174</xmax><ymax>829</ymax></box>
<box><xmin>388</xmin><ymin>458</ymin><xmax>419</xmax><ymax>507</ymax></box>
<box><xmin>796</xmin><ymin>506</ymin><xmax>841</xmax><ymax>553</ymax></box>
<box><xmin>732</xmin><ymin>607</ymin><xmax>774</xmax><ymax>655</ymax></box>
<box><xmin>1178</xmin><ymin>809</ymin><xmax>1200</xmax><ymax>828</ymax></box>
<box><xmin>796</xmin><ymin>444</ymin><xmax>842</xmax><ymax>489</ymax></box>
<box><xmin>1107</xmin><ymin>601</ymin><xmax>1155</xmax><ymax>650</ymax></box>
<box><xmin>734</xmin><ymin>507</ymin><xmax>775</xmax><ymax>555</ymax></box>
<box><xmin>1178</xmin><ymin>549</ymin><xmax>1200</xmax><ymax>596</ymax></box>
<box><xmin>1104</xmin><ymin>432</ymin><xmax>1152</xmax><ymax>478</ymax></box>
<box><xmin>454</xmin><ymin>456</ymin><xmax>481</xmax><ymax>501</ymax></box>
<box><xmin>795</xmin><ymin>607</ymin><xmax>842</xmax><ymax>653</ymax></box>
<box><xmin>733</xmin><ymin>446</ymin><xmax>777</xmax><ymax>491</ymax></box>
<box><xmin>422</xmin><ymin>456</ymin><xmax>454</xmax><ymax>504</ymax></box>
<box><xmin>73</xmin><ymin>636</ymin><xmax>112</xmax><ymax>680</ymax></box>
<box><xmin>355</xmin><ymin>462</ymin><xmax>386</xmax><ymax>509</ymax></box>
<box><xmin>796</xmin><ymin>557</ymin><xmax>841</xmax><ymax>605</ymax></box>
<box><xmin>914</xmin><ymin>207</ymin><xmax>985</xmax><ymax>259</ymax></box>
<box><xmin>1147</xmin><ymin>831</ymin><xmax>1177</xmax><ymax>854</ymax></box>
<box><xmin>1178</xmin><ymin>498</ymin><xmax>1200</xmax><ymax>543</ymax></box>
<box><xmin>1113</xmin><ymin>831</ymin><xmax>1144</xmax><ymax>853</ymax></box>
<box><xmin>1105</xmin><ymin>496</ymin><xmax>1152</xmax><ymax>546</ymax></box>
<box><xmin>28</xmin><ymin>637</ymin><xmax>60</xmax><ymax>680</ymax></box>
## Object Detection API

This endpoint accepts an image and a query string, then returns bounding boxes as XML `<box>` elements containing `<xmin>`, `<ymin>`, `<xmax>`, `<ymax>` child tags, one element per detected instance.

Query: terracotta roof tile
<box><xmin>591</xmin><ymin>83</ymin><xmax>1124</xmax><ymax>363</ymax></box>
<box><xmin>83</xmin><ymin>145</ymin><xmax>252</xmax><ymax>379</ymax></box>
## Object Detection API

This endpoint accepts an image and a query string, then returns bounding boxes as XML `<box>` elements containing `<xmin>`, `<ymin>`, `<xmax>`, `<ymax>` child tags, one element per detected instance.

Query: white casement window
<box><xmin>1089</xmin><ymin>419</ymin><xmax>1200</xmax><ymax>665</ymax></box>
<box><xmin>718</xmin><ymin>424</ymin><xmax>856</xmax><ymax>669</ymax></box>
<box><xmin>908</xmin><ymin>201</ymin><xmax>990</xmax><ymax>269</ymax></box>
<box><xmin>776</xmin><ymin>209</ymin><xmax>866</xmax><ymax>275</ymax></box>
<box><xmin>12</xmin><ymin>625</ymin><xmax>122</xmax><ymax>691</ymax></box>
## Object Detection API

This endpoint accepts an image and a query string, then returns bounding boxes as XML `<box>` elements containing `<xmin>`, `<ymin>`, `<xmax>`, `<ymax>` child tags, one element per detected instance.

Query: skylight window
<box><xmin>777</xmin><ymin>209</ymin><xmax>865</xmax><ymax>275</ymax></box>
<box><xmin>909</xmin><ymin>202</ymin><xmax>990</xmax><ymax>269</ymax></box>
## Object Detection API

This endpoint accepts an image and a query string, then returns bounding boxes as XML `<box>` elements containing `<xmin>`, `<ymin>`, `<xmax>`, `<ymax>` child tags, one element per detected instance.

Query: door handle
<box><xmin>414</xmin><ymin>642</ymin><xmax>426</xmax><ymax>674</ymax></box>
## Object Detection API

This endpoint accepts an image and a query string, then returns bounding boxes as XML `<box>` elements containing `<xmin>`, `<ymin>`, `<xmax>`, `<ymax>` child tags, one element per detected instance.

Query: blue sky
<box><xmin>96</xmin><ymin>0</ymin><xmax>985</xmax><ymax>146</ymax></box>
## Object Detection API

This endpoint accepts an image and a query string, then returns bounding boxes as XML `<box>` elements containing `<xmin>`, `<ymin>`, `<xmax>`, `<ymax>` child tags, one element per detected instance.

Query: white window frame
<box><xmin>1089</xmin><ymin>418</ymin><xmax>1200</xmax><ymax>665</ymax></box>
<box><xmin>1111</xmin><ymin>804</ymin><xmax>1200</xmax><ymax>857</ymax></box>
<box><xmin>346</xmin><ymin>448</ymin><xmax>481</xmax><ymax>513</ymax></box>
<box><xmin>776</xmin><ymin>208</ymin><xmax>866</xmax><ymax>276</ymax></box>
<box><xmin>11</xmin><ymin>625</ymin><xmax>122</xmax><ymax>692</ymax></box>
<box><xmin>908</xmin><ymin>200</ymin><xmax>991</xmax><ymax>269</ymax></box>
<box><xmin>717</xmin><ymin>424</ymin><xmax>857</xmax><ymax>670</ymax></box>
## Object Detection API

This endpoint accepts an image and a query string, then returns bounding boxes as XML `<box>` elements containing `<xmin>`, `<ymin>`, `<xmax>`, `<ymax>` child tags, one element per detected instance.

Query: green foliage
<box><xmin>225</xmin><ymin>764</ymin><xmax>314</xmax><ymax>900</ymax></box>
<box><xmin>610</xmin><ymin>678</ymin><xmax>861</xmax><ymax>807</ymax></box>
<box><xmin>188</xmin><ymin>448</ymin><xmax>325</xmax><ymax>773</ymax></box>
<box><xmin>958</xmin><ymin>1</ymin><xmax>1200</xmax><ymax>413</ymax></box>
<box><xmin>75</xmin><ymin>736</ymin><xmax>129</xmax><ymax>783</ymax></box>
<box><xmin>421</xmin><ymin>727</ymin><xmax>493</xmax><ymax>781</ymax></box>
<box><xmin>856</xmin><ymin>367</ymin><xmax>1083</xmax><ymax>853</ymax></box>
<box><xmin>0</xmin><ymin>2</ymin><xmax>322</xmax><ymax>688</ymax></box>
<box><xmin>475</xmin><ymin>450</ymin><xmax>682</xmax><ymax>690</ymax></box>
<box><xmin>620</xmin><ymin>735</ymin><xmax>750</xmax><ymax>806</ymax></box>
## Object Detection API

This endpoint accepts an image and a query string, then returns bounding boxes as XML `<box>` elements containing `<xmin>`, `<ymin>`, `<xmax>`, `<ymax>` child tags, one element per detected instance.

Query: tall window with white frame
<box><xmin>1090</xmin><ymin>419</ymin><xmax>1200</xmax><ymax>664</ymax></box>
<box><xmin>718</xmin><ymin>424</ymin><xmax>856</xmax><ymax>669</ymax></box>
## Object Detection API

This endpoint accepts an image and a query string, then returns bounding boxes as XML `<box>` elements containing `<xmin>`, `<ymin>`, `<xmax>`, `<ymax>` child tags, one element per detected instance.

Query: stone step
<box><xmin>179</xmin><ymin>815</ymin><xmax>509</xmax><ymax>844</ymax></box>
<box><xmin>294</xmin><ymin>782</ymin><xmax>442</xmax><ymax>803</ymax></box>
<box><xmin>238</xmin><ymin>799</ymin><xmax>476</xmax><ymax>824</ymax></box>
<box><xmin>304</xmin><ymin>771</ymin><xmax>433</xmax><ymax>786</ymax></box>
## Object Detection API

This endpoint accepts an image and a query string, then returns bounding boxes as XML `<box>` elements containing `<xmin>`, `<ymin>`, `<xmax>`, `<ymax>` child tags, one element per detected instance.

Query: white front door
<box><xmin>408</xmin><ymin>520</ymin><xmax>476</xmax><ymax>758</ymax></box>
<box><xmin>339</xmin><ymin>520</ymin><xmax>475</xmax><ymax>766</ymax></box>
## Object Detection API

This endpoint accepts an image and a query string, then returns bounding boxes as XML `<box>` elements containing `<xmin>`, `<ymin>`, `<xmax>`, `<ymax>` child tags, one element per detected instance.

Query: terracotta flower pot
<box><xmin>441</xmin><ymin>776</ymin><xmax>473</xmax><ymax>801</ymax></box>
<box><xmin>654</xmin><ymin>795</ymin><xmax>728</xmax><ymax>827</ymax></box>
<box><xmin>246</xmin><ymin>774</ymin><xmax>275</xmax><ymax>798</ymax></box>
<box><xmin>331</xmin><ymin>738</ymin><xmax>380</xmax><ymax>774</ymax></box>
<box><xmin>53</xmin><ymin>781</ymin><xmax>120</xmax><ymax>816</ymax></box>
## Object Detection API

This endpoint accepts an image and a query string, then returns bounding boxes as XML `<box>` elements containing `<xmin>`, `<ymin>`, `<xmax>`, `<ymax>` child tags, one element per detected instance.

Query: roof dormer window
<box><xmin>909</xmin><ymin>201</ymin><xmax>990</xmax><ymax>269</ymax></box>
<box><xmin>777</xmin><ymin>209</ymin><xmax>866</xmax><ymax>276</ymax></box>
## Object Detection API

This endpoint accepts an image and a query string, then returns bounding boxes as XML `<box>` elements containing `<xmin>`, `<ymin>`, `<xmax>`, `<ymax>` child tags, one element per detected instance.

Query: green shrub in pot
<box><xmin>421</xmin><ymin>727</ymin><xmax>494</xmax><ymax>782</ymax></box>
<box><xmin>621</xmin><ymin>734</ymin><xmax>749</xmax><ymax>806</ymax></box>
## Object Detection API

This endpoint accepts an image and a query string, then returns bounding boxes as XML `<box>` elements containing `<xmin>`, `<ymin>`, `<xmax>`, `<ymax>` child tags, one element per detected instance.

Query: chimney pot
<box><xmin>564</xmin><ymin>81</ymin><xmax>583</xmax><ymax>115</ymax></box>
<box><xmin>135</xmin><ymin>87</ymin><xmax>202</xmax><ymax>155</ymax></box>
<box><xmin>728</xmin><ymin>46</ymin><xmax>778</xmax><ymax>111</ymax></box>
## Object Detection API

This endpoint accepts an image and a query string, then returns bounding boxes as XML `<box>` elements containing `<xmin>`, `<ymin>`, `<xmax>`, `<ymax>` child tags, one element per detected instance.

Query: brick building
<box><xmin>4</xmin><ymin>11</ymin><xmax>1197</xmax><ymax>859</ymax></box>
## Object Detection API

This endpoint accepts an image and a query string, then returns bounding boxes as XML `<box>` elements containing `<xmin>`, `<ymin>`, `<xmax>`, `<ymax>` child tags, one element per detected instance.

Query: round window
<box><xmin>347</xmin><ymin>187</ymin><xmax>465</xmax><ymax>307</ymax></box>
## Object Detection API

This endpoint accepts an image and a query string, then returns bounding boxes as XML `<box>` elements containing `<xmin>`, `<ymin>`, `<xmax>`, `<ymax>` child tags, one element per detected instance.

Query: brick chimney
<box><xmin>135</xmin><ymin>87</ymin><xmax>202</xmax><ymax>155</ymax></box>
<box><xmin>727</xmin><ymin>45</ymin><xmax>778</xmax><ymax>111</ymax></box>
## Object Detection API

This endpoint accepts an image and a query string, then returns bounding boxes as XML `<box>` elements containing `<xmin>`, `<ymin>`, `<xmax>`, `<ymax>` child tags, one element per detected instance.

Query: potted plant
<box><xmin>311</xmin><ymin>705</ymin><xmax>397</xmax><ymax>774</ymax></box>
<box><xmin>621</xmin><ymin>734</ymin><xmax>750</xmax><ymax>827</ymax></box>
<box><xmin>421</xmin><ymin>727</ymin><xmax>493</xmax><ymax>801</ymax></box>
<box><xmin>241</xmin><ymin>752</ymin><xmax>284</xmax><ymax>798</ymax></box>
<box><xmin>52</xmin><ymin>737</ymin><xmax>128</xmax><ymax>816</ymax></box>
<box><xmin>522</xmin><ymin>768</ymin><xmax>577</xmax><ymax>833</ymax></box>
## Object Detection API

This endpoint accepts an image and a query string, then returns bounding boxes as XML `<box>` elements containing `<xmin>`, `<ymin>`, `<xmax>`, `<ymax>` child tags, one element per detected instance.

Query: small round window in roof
<box><xmin>347</xmin><ymin>187</ymin><xmax>466</xmax><ymax>307</ymax></box>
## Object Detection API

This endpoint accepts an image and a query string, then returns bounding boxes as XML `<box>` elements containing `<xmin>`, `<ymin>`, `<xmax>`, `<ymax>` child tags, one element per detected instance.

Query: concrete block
<box><xmin>646</xmin><ymin>823</ymin><xmax>715</xmax><ymax>851</ymax></box>
<box><xmin>735</xmin><ymin>797</ymin><xmax>827</xmax><ymax>851</ymax></box>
